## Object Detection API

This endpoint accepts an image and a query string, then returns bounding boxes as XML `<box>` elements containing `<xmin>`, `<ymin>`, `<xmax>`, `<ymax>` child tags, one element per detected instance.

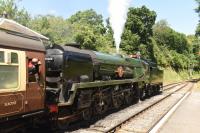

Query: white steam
<box><xmin>108</xmin><ymin>0</ymin><xmax>131</xmax><ymax>53</ymax></box>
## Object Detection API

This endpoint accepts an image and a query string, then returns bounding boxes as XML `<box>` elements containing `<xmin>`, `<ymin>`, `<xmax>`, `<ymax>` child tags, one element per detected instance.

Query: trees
<box><xmin>121</xmin><ymin>6</ymin><xmax>157</xmax><ymax>59</ymax></box>
<box><xmin>0</xmin><ymin>0</ymin><xmax>197</xmax><ymax>71</ymax></box>
<box><xmin>29</xmin><ymin>15</ymin><xmax>73</xmax><ymax>44</ymax></box>
<box><xmin>67</xmin><ymin>9</ymin><xmax>113</xmax><ymax>51</ymax></box>
<box><xmin>28</xmin><ymin>9</ymin><xmax>114</xmax><ymax>52</ymax></box>
<box><xmin>153</xmin><ymin>20</ymin><xmax>190</xmax><ymax>54</ymax></box>
<box><xmin>191</xmin><ymin>0</ymin><xmax>200</xmax><ymax>70</ymax></box>
<box><xmin>195</xmin><ymin>0</ymin><xmax>200</xmax><ymax>36</ymax></box>
<box><xmin>0</xmin><ymin>0</ymin><xmax>30</xmax><ymax>26</ymax></box>
<box><xmin>186</xmin><ymin>35</ymin><xmax>200</xmax><ymax>70</ymax></box>
<box><xmin>153</xmin><ymin>20</ymin><xmax>199</xmax><ymax>70</ymax></box>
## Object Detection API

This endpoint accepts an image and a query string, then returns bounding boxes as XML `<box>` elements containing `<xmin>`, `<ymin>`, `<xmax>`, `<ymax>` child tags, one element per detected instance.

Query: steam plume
<box><xmin>108</xmin><ymin>0</ymin><xmax>131</xmax><ymax>53</ymax></box>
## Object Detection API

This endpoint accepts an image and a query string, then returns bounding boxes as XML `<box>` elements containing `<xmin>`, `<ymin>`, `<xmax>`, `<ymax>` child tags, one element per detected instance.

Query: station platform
<box><xmin>158</xmin><ymin>83</ymin><xmax>200</xmax><ymax>133</ymax></box>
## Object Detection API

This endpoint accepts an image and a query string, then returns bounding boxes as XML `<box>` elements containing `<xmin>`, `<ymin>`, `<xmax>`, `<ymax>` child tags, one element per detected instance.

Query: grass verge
<box><xmin>163</xmin><ymin>67</ymin><xmax>200</xmax><ymax>85</ymax></box>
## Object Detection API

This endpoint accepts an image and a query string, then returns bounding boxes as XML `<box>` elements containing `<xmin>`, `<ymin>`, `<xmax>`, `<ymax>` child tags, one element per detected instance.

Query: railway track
<box><xmin>26</xmin><ymin>82</ymin><xmax>190</xmax><ymax>133</ymax></box>
<box><xmin>163</xmin><ymin>82</ymin><xmax>183</xmax><ymax>91</ymax></box>
<box><xmin>115</xmin><ymin>83</ymin><xmax>193</xmax><ymax>133</ymax></box>
<box><xmin>71</xmin><ymin>82</ymin><xmax>192</xmax><ymax>133</ymax></box>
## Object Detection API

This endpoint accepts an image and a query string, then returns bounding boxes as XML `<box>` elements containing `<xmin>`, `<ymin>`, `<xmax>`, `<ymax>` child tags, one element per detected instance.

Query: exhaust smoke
<box><xmin>108</xmin><ymin>0</ymin><xmax>131</xmax><ymax>53</ymax></box>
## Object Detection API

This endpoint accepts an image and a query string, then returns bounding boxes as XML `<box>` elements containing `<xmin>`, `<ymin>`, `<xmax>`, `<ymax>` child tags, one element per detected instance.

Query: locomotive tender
<box><xmin>0</xmin><ymin>18</ymin><xmax>163</xmax><ymax>131</ymax></box>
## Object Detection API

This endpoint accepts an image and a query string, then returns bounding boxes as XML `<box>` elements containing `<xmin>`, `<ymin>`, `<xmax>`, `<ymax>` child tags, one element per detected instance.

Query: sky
<box><xmin>19</xmin><ymin>0</ymin><xmax>199</xmax><ymax>35</ymax></box>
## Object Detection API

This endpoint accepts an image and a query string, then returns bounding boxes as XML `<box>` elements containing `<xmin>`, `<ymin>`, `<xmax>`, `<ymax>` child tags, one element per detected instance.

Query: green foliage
<box><xmin>152</xmin><ymin>20</ymin><xmax>199</xmax><ymax>70</ymax></box>
<box><xmin>29</xmin><ymin>15</ymin><xmax>73</xmax><ymax>44</ymax></box>
<box><xmin>151</xmin><ymin>38</ymin><xmax>168</xmax><ymax>67</ymax></box>
<box><xmin>186</xmin><ymin>35</ymin><xmax>200</xmax><ymax>70</ymax></box>
<box><xmin>125</xmin><ymin>6</ymin><xmax>156</xmax><ymax>44</ymax></box>
<box><xmin>121</xmin><ymin>6</ymin><xmax>156</xmax><ymax>59</ymax></box>
<box><xmin>187</xmin><ymin>35</ymin><xmax>200</xmax><ymax>54</ymax></box>
<box><xmin>169</xmin><ymin>50</ymin><xmax>190</xmax><ymax>69</ymax></box>
<box><xmin>121</xmin><ymin>30</ymin><xmax>140</xmax><ymax>54</ymax></box>
<box><xmin>195</xmin><ymin>0</ymin><xmax>200</xmax><ymax>36</ymax></box>
<box><xmin>195</xmin><ymin>0</ymin><xmax>200</xmax><ymax>66</ymax></box>
<box><xmin>0</xmin><ymin>0</ymin><xmax>198</xmax><ymax>73</ymax></box>
<box><xmin>67</xmin><ymin>9</ymin><xmax>113</xmax><ymax>51</ymax></box>
<box><xmin>0</xmin><ymin>0</ymin><xmax>30</xmax><ymax>26</ymax></box>
<box><xmin>153</xmin><ymin>20</ymin><xmax>190</xmax><ymax>54</ymax></box>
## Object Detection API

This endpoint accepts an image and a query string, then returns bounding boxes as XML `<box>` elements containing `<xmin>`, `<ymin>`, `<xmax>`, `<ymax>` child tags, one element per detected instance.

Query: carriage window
<box><xmin>0</xmin><ymin>52</ymin><xmax>18</xmax><ymax>89</ymax></box>
<box><xmin>0</xmin><ymin>65</ymin><xmax>18</xmax><ymax>89</ymax></box>
<box><xmin>0</xmin><ymin>51</ymin><xmax>4</xmax><ymax>63</ymax></box>
<box><xmin>11</xmin><ymin>52</ymin><xmax>18</xmax><ymax>63</ymax></box>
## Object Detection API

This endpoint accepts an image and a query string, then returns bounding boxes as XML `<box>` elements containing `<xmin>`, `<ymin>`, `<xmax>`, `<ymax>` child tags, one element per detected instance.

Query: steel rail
<box><xmin>147</xmin><ymin>83</ymin><xmax>194</xmax><ymax>133</ymax></box>
<box><xmin>104</xmin><ymin>82</ymin><xmax>189</xmax><ymax>133</ymax></box>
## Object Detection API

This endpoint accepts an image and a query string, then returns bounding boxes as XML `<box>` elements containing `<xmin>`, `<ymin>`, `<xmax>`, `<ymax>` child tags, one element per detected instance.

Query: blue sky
<box><xmin>19</xmin><ymin>0</ymin><xmax>198</xmax><ymax>35</ymax></box>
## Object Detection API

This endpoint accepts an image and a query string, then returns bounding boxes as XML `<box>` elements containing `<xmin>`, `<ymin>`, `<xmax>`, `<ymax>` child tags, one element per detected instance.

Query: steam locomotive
<box><xmin>0</xmin><ymin>18</ymin><xmax>163</xmax><ymax>131</ymax></box>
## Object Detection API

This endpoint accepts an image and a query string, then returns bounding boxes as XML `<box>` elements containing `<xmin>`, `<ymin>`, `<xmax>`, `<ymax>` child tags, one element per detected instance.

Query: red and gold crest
<box><xmin>115</xmin><ymin>66</ymin><xmax>124</xmax><ymax>78</ymax></box>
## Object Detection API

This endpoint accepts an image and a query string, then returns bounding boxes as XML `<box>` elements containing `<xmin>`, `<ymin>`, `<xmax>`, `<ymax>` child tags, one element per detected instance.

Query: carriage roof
<box><xmin>0</xmin><ymin>18</ymin><xmax>48</xmax><ymax>52</ymax></box>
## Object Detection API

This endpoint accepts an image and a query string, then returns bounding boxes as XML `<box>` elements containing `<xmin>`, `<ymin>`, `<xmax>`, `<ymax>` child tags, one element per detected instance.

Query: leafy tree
<box><xmin>187</xmin><ymin>35</ymin><xmax>200</xmax><ymax>54</ymax></box>
<box><xmin>195</xmin><ymin>0</ymin><xmax>200</xmax><ymax>36</ymax></box>
<box><xmin>67</xmin><ymin>9</ymin><xmax>113</xmax><ymax>51</ymax></box>
<box><xmin>169</xmin><ymin>50</ymin><xmax>190</xmax><ymax>70</ymax></box>
<box><xmin>0</xmin><ymin>0</ymin><xmax>30</xmax><ymax>26</ymax></box>
<box><xmin>153</xmin><ymin>20</ymin><xmax>190</xmax><ymax>54</ymax></box>
<box><xmin>151</xmin><ymin>38</ymin><xmax>168</xmax><ymax>67</ymax></box>
<box><xmin>121</xmin><ymin>30</ymin><xmax>140</xmax><ymax>54</ymax></box>
<box><xmin>29</xmin><ymin>15</ymin><xmax>73</xmax><ymax>44</ymax></box>
<box><xmin>186</xmin><ymin>35</ymin><xmax>200</xmax><ymax>70</ymax></box>
<box><xmin>192</xmin><ymin>0</ymin><xmax>200</xmax><ymax>70</ymax></box>
<box><xmin>153</xmin><ymin>20</ymin><xmax>198</xmax><ymax>70</ymax></box>
<box><xmin>121</xmin><ymin>6</ymin><xmax>157</xmax><ymax>59</ymax></box>
<box><xmin>123</xmin><ymin>6</ymin><xmax>156</xmax><ymax>43</ymax></box>
<box><xmin>28</xmin><ymin>9</ymin><xmax>113</xmax><ymax>52</ymax></box>
<box><xmin>68</xmin><ymin>9</ymin><xmax>105</xmax><ymax>33</ymax></box>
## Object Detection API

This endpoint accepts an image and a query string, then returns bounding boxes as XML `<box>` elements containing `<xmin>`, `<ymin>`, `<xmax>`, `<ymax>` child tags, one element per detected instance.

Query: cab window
<box><xmin>0</xmin><ymin>51</ymin><xmax>19</xmax><ymax>89</ymax></box>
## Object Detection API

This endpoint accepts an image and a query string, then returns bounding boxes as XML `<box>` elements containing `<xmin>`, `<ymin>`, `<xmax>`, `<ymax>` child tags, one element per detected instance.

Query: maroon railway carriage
<box><xmin>0</xmin><ymin>18</ymin><xmax>48</xmax><ymax>131</ymax></box>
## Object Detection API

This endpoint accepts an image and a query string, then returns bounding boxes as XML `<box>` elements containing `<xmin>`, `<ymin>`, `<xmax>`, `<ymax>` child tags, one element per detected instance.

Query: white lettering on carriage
<box><xmin>4</xmin><ymin>101</ymin><xmax>17</xmax><ymax>106</ymax></box>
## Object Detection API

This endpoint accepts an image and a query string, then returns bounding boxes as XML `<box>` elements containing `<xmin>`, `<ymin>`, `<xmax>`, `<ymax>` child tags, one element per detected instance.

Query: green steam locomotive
<box><xmin>45</xmin><ymin>44</ymin><xmax>163</xmax><ymax>128</ymax></box>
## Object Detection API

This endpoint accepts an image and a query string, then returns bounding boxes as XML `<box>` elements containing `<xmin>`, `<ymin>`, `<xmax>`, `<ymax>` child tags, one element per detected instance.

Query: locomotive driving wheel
<box><xmin>124</xmin><ymin>90</ymin><xmax>134</xmax><ymax>105</ymax></box>
<box><xmin>112</xmin><ymin>95</ymin><xmax>123</xmax><ymax>109</ymax></box>
<box><xmin>94</xmin><ymin>95</ymin><xmax>108</xmax><ymax>115</ymax></box>
<box><xmin>146</xmin><ymin>85</ymin><xmax>153</xmax><ymax>97</ymax></box>
<box><xmin>82</xmin><ymin>107</ymin><xmax>93</xmax><ymax>121</ymax></box>
<box><xmin>140</xmin><ymin>88</ymin><xmax>145</xmax><ymax>100</ymax></box>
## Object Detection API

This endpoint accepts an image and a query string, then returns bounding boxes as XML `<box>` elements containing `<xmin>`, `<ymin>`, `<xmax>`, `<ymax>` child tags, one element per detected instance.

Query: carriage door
<box><xmin>25</xmin><ymin>51</ymin><xmax>45</xmax><ymax>112</ymax></box>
